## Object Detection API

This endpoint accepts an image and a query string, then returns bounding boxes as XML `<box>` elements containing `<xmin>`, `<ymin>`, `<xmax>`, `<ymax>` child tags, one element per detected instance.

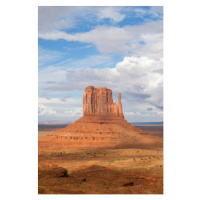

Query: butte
<box><xmin>39</xmin><ymin>86</ymin><xmax>163</xmax><ymax>150</ymax></box>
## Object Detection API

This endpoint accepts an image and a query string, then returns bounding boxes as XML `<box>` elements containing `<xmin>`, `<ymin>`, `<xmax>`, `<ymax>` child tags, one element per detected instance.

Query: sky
<box><xmin>38</xmin><ymin>6</ymin><xmax>163</xmax><ymax>122</ymax></box>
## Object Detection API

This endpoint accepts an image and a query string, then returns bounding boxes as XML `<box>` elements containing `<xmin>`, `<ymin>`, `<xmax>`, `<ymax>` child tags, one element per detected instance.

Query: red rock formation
<box><xmin>83</xmin><ymin>86</ymin><xmax>124</xmax><ymax>118</ymax></box>
<box><xmin>118</xmin><ymin>93</ymin><xmax>124</xmax><ymax>118</ymax></box>
<box><xmin>38</xmin><ymin>86</ymin><xmax>163</xmax><ymax>150</ymax></box>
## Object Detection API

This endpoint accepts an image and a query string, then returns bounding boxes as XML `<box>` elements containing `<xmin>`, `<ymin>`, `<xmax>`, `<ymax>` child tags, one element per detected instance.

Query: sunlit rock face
<box><xmin>83</xmin><ymin>86</ymin><xmax>124</xmax><ymax>118</ymax></box>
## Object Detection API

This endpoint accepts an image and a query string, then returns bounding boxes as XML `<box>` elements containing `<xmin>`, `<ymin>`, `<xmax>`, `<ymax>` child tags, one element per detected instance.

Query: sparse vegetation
<box><xmin>38</xmin><ymin>142</ymin><xmax>163</xmax><ymax>194</ymax></box>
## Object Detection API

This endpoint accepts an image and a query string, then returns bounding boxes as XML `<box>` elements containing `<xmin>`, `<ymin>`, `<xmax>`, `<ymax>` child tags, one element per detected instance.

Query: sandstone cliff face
<box><xmin>83</xmin><ymin>86</ymin><xmax>124</xmax><ymax>118</ymax></box>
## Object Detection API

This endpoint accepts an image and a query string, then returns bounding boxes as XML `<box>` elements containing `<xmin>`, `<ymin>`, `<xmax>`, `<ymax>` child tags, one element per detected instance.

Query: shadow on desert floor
<box><xmin>38</xmin><ymin>147</ymin><xmax>163</xmax><ymax>194</ymax></box>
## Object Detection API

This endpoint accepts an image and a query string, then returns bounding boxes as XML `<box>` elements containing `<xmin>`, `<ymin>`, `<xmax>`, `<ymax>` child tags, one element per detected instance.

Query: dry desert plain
<box><xmin>38</xmin><ymin>125</ymin><xmax>163</xmax><ymax>194</ymax></box>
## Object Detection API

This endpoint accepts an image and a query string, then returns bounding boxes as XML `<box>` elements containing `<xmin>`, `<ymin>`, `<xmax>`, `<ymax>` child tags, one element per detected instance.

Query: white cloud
<box><xmin>38</xmin><ymin>97</ymin><xmax>80</xmax><ymax>105</ymax></box>
<box><xmin>39</xmin><ymin>20</ymin><xmax>162</xmax><ymax>55</ymax></box>
<box><xmin>95</xmin><ymin>7</ymin><xmax>125</xmax><ymax>23</ymax></box>
<box><xmin>38</xmin><ymin>54</ymin><xmax>115</xmax><ymax>97</ymax></box>
<box><xmin>38</xmin><ymin>66</ymin><xmax>67</xmax><ymax>96</ymax></box>
<box><xmin>132</xmin><ymin>6</ymin><xmax>163</xmax><ymax>19</ymax></box>
<box><xmin>64</xmin><ymin>107</ymin><xmax>83</xmax><ymax>118</ymax></box>
<box><xmin>131</xmin><ymin>33</ymin><xmax>163</xmax><ymax>60</ymax></box>
<box><xmin>115</xmin><ymin>56</ymin><xmax>163</xmax><ymax>108</ymax></box>
<box><xmin>149</xmin><ymin>6</ymin><xmax>163</xmax><ymax>17</ymax></box>
<box><xmin>38</xmin><ymin>6</ymin><xmax>163</xmax><ymax>33</ymax></box>
<box><xmin>38</xmin><ymin>7</ymin><xmax>76</xmax><ymax>32</ymax></box>
<box><xmin>39</xmin><ymin>56</ymin><xmax>163</xmax><ymax>110</ymax></box>
<box><xmin>38</xmin><ymin>46</ymin><xmax>65</xmax><ymax>67</ymax></box>
<box><xmin>38</xmin><ymin>6</ymin><xmax>126</xmax><ymax>32</ymax></box>
<box><xmin>55</xmin><ymin>54</ymin><xmax>112</xmax><ymax>71</ymax></box>
<box><xmin>38</xmin><ymin>104</ymin><xmax>57</xmax><ymax>117</ymax></box>
<box><xmin>124</xmin><ymin>110</ymin><xmax>163</xmax><ymax>122</ymax></box>
<box><xmin>64</xmin><ymin>44</ymin><xmax>93</xmax><ymax>51</ymax></box>
<box><xmin>38</xmin><ymin>97</ymin><xmax>83</xmax><ymax>120</ymax></box>
<box><xmin>116</xmin><ymin>56</ymin><xmax>162</xmax><ymax>75</ymax></box>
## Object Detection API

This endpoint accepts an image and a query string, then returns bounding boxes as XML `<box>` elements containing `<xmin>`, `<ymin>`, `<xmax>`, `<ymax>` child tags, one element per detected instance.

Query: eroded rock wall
<box><xmin>83</xmin><ymin>86</ymin><xmax>124</xmax><ymax>118</ymax></box>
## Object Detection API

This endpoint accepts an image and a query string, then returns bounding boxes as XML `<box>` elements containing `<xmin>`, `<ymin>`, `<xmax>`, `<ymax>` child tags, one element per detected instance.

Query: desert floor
<box><xmin>38</xmin><ymin>126</ymin><xmax>163</xmax><ymax>194</ymax></box>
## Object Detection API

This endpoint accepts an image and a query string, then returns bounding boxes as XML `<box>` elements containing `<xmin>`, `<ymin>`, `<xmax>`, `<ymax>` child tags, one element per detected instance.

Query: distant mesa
<box><xmin>38</xmin><ymin>120</ymin><xmax>72</xmax><ymax>125</ymax></box>
<box><xmin>39</xmin><ymin>86</ymin><xmax>163</xmax><ymax>150</ymax></box>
